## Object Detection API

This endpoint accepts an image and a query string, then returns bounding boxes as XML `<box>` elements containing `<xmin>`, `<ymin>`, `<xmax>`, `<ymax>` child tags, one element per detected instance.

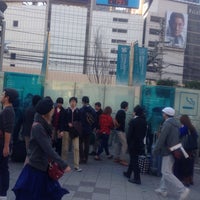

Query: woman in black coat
<box><xmin>123</xmin><ymin>105</ymin><xmax>147</xmax><ymax>184</ymax></box>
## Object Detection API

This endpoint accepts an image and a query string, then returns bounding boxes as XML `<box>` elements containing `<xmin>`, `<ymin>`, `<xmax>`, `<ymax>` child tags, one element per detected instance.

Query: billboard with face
<box><xmin>164</xmin><ymin>11</ymin><xmax>188</xmax><ymax>49</ymax></box>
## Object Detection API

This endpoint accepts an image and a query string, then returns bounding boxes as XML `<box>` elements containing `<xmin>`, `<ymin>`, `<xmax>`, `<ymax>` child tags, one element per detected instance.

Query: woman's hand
<box><xmin>68</xmin><ymin>123</ymin><xmax>73</xmax><ymax>127</ymax></box>
<box><xmin>64</xmin><ymin>166</ymin><xmax>71</xmax><ymax>173</ymax></box>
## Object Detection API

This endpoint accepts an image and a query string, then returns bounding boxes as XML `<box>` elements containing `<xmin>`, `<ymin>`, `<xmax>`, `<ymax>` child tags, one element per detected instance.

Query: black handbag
<box><xmin>69</xmin><ymin>126</ymin><xmax>79</xmax><ymax>139</ymax></box>
<box><xmin>182</xmin><ymin>131</ymin><xmax>198</xmax><ymax>151</ymax></box>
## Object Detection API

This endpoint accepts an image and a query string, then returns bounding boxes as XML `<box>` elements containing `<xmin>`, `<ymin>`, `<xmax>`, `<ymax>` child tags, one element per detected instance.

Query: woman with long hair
<box><xmin>174</xmin><ymin>114</ymin><xmax>198</xmax><ymax>186</ymax></box>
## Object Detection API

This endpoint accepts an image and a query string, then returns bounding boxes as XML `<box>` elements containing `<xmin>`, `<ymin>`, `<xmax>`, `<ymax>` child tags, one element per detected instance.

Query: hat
<box><xmin>162</xmin><ymin>107</ymin><xmax>175</xmax><ymax>116</ymax></box>
<box><xmin>35</xmin><ymin>97</ymin><xmax>54</xmax><ymax>115</ymax></box>
<box><xmin>134</xmin><ymin>105</ymin><xmax>144</xmax><ymax>116</ymax></box>
<box><xmin>4</xmin><ymin>88</ymin><xmax>19</xmax><ymax>103</ymax></box>
<box><xmin>56</xmin><ymin>97</ymin><xmax>63</xmax><ymax>104</ymax></box>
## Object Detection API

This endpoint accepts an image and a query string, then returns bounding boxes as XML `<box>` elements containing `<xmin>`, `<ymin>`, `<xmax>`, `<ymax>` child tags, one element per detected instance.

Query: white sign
<box><xmin>179</xmin><ymin>92</ymin><xmax>199</xmax><ymax>115</ymax></box>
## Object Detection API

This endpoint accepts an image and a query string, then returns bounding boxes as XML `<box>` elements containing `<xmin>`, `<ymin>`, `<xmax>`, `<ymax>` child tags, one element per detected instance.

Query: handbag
<box><xmin>170</xmin><ymin>143</ymin><xmax>189</xmax><ymax>160</ymax></box>
<box><xmin>182</xmin><ymin>131</ymin><xmax>198</xmax><ymax>151</ymax></box>
<box><xmin>69</xmin><ymin>126</ymin><xmax>79</xmax><ymax>139</ymax></box>
<box><xmin>48</xmin><ymin>161</ymin><xmax>64</xmax><ymax>180</ymax></box>
<box><xmin>172</xmin><ymin>149</ymin><xmax>184</xmax><ymax>160</ymax></box>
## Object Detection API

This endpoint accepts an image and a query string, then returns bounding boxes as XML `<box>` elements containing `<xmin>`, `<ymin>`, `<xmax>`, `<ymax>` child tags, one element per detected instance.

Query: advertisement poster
<box><xmin>164</xmin><ymin>11</ymin><xmax>188</xmax><ymax>49</ymax></box>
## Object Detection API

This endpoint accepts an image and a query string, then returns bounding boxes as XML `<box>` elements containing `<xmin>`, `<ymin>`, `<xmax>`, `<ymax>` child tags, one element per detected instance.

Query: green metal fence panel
<box><xmin>4</xmin><ymin>72</ymin><xmax>44</xmax><ymax>108</ymax></box>
<box><xmin>141</xmin><ymin>85</ymin><xmax>175</xmax><ymax>134</ymax></box>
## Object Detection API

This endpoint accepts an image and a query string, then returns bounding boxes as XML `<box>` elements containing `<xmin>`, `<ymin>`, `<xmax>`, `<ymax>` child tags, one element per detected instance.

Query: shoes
<box><xmin>94</xmin><ymin>156</ymin><xmax>102</xmax><ymax>161</ymax></box>
<box><xmin>179</xmin><ymin>188</ymin><xmax>190</xmax><ymax>200</ymax></box>
<box><xmin>113</xmin><ymin>158</ymin><xmax>121</xmax><ymax>163</ymax></box>
<box><xmin>119</xmin><ymin>160</ymin><xmax>128</xmax><ymax>166</ymax></box>
<box><xmin>107</xmin><ymin>155</ymin><xmax>113</xmax><ymax>159</ymax></box>
<box><xmin>0</xmin><ymin>196</ymin><xmax>7</xmax><ymax>200</ymax></box>
<box><xmin>74</xmin><ymin>167</ymin><xmax>82</xmax><ymax>172</ymax></box>
<box><xmin>123</xmin><ymin>171</ymin><xmax>130</xmax><ymax>178</ymax></box>
<box><xmin>155</xmin><ymin>188</ymin><xmax>168</xmax><ymax>197</ymax></box>
<box><xmin>128</xmin><ymin>179</ymin><xmax>141</xmax><ymax>185</ymax></box>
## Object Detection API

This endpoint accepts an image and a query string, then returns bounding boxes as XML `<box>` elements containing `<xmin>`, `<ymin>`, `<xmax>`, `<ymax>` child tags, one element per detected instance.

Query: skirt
<box><xmin>12</xmin><ymin>164</ymin><xmax>69</xmax><ymax>200</ymax></box>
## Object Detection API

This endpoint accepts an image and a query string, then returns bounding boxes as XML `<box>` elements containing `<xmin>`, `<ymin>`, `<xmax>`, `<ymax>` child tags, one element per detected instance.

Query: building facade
<box><xmin>145</xmin><ymin>0</ymin><xmax>200</xmax><ymax>84</ymax></box>
<box><xmin>2</xmin><ymin>1</ymin><xmax>145</xmax><ymax>82</ymax></box>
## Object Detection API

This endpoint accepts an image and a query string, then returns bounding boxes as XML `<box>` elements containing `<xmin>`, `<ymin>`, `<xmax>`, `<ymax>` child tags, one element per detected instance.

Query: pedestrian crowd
<box><xmin>0</xmin><ymin>88</ymin><xmax>198</xmax><ymax>200</ymax></box>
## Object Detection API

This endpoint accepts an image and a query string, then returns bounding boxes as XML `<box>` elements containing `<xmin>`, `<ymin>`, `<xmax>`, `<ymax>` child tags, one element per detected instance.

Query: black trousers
<box><xmin>127</xmin><ymin>153</ymin><xmax>140</xmax><ymax>180</ymax></box>
<box><xmin>0</xmin><ymin>145</ymin><xmax>9</xmax><ymax>196</ymax></box>
<box><xmin>79</xmin><ymin>134</ymin><xmax>90</xmax><ymax>162</ymax></box>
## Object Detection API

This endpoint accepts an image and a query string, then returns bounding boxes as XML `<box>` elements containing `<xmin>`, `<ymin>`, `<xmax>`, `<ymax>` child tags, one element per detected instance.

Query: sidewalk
<box><xmin>8</xmin><ymin>153</ymin><xmax>200</xmax><ymax>200</ymax></box>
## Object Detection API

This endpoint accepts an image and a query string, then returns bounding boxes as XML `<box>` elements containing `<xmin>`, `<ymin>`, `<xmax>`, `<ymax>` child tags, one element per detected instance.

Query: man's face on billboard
<box><xmin>172</xmin><ymin>17</ymin><xmax>184</xmax><ymax>37</ymax></box>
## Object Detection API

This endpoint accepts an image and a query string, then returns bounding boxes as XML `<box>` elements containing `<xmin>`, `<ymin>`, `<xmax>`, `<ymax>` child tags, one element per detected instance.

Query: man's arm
<box><xmin>3</xmin><ymin>132</ymin><xmax>11</xmax><ymax>157</ymax></box>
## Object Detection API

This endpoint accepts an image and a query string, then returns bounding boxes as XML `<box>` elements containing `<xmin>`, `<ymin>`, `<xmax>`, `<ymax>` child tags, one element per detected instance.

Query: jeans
<box><xmin>0</xmin><ymin>146</ymin><xmax>9</xmax><ymax>196</ymax></box>
<box><xmin>97</xmin><ymin>134</ymin><xmax>110</xmax><ymax>156</ymax></box>
<box><xmin>114</xmin><ymin>131</ymin><xmax>127</xmax><ymax>160</ymax></box>
<box><xmin>159</xmin><ymin>155</ymin><xmax>185</xmax><ymax>194</ymax></box>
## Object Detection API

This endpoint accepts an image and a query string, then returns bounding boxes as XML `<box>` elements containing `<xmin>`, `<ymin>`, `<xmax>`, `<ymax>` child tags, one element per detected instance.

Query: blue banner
<box><xmin>116</xmin><ymin>45</ymin><xmax>130</xmax><ymax>85</ymax></box>
<box><xmin>133</xmin><ymin>44</ymin><xmax>147</xmax><ymax>86</ymax></box>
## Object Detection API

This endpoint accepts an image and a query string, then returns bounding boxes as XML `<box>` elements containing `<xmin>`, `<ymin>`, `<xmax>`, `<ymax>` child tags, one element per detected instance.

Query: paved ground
<box><xmin>8</xmin><ymin>153</ymin><xmax>200</xmax><ymax>200</ymax></box>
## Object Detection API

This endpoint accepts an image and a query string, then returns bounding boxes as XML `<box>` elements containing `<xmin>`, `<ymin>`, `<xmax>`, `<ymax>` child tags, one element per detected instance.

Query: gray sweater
<box><xmin>27</xmin><ymin>113</ymin><xmax>68</xmax><ymax>171</ymax></box>
<box><xmin>154</xmin><ymin>117</ymin><xmax>180</xmax><ymax>156</ymax></box>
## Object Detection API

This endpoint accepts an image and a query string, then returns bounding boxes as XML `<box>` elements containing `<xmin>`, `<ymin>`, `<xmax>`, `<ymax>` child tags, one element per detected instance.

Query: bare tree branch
<box><xmin>87</xmin><ymin>27</ymin><xmax>113</xmax><ymax>84</ymax></box>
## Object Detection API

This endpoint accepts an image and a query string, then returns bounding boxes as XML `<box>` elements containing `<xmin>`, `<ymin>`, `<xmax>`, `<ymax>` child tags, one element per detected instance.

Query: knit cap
<box><xmin>35</xmin><ymin>97</ymin><xmax>54</xmax><ymax>115</ymax></box>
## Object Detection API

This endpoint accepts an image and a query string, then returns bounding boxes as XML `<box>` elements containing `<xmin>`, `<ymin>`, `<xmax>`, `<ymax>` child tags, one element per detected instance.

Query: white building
<box><xmin>145</xmin><ymin>0</ymin><xmax>200</xmax><ymax>84</ymax></box>
<box><xmin>3</xmin><ymin>1</ymin><xmax>145</xmax><ymax>80</ymax></box>
<box><xmin>3</xmin><ymin>3</ymin><xmax>47</xmax><ymax>70</ymax></box>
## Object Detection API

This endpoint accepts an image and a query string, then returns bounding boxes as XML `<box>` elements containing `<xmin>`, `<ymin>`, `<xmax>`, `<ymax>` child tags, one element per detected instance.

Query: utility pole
<box><xmin>0</xmin><ymin>1</ymin><xmax>7</xmax><ymax>72</ymax></box>
<box><xmin>83</xmin><ymin>0</ymin><xmax>93</xmax><ymax>74</ymax></box>
<box><xmin>0</xmin><ymin>20</ymin><xmax>5</xmax><ymax>72</ymax></box>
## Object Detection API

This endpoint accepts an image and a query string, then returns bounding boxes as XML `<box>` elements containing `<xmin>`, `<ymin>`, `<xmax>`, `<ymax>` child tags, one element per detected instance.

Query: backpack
<box><xmin>85</xmin><ymin>109</ymin><xmax>96</xmax><ymax>127</ymax></box>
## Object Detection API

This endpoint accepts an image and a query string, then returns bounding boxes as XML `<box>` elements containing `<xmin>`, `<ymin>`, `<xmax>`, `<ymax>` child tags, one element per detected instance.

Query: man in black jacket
<box><xmin>60</xmin><ymin>97</ymin><xmax>82</xmax><ymax>172</ymax></box>
<box><xmin>79</xmin><ymin>96</ymin><xmax>96</xmax><ymax>164</ymax></box>
<box><xmin>124</xmin><ymin>105</ymin><xmax>147</xmax><ymax>185</ymax></box>
<box><xmin>114</xmin><ymin>101</ymin><xmax>128</xmax><ymax>166</ymax></box>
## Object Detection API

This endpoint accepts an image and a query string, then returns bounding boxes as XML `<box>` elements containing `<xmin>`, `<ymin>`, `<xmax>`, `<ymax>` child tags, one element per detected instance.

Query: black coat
<box><xmin>127</xmin><ymin>116</ymin><xmax>147</xmax><ymax>155</ymax></box>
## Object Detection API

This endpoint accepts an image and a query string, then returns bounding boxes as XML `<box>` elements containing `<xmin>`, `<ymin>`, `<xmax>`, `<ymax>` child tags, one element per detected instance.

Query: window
<box><xmin>109</xmin><ymin>70</ymin><xmax>116</xmax><ymax>75</ymax></box>
<box><xmin>110</xmin><ymin>48</ymin><xmax>118</xmax><ymax>54</ymax></box>
<box><xmin>111</xmin><ymin>39</ymin><xmax>126</xmax><ymax>44</ymax></box>
<box><xmin>110</xmin><ymin>60</ymin><xmax>117</xmax><ymax>64</ymax></box>
<box><xmin>150</xmin><ymin>16</ymin><xmax>162</xmax><ymax>23</ymax></box>
<box><xmin>149</xmin><ymin>28</ymin><xmax>160</xmax><ymax>35</ymax></box>
<box><xmin>148</xmin><ymin>41</ymin><xmax>157</xmax><ymax>47</ymax></box>
<box><xmin>10</xmin><ymin>64</ymin><xmax>15</xmax><ymax>67</ymax></box>
<box><xmin>113</xmin><ymin>18</ymin><xmax>128</xmax><ymax>23</ymax></box>
<box><xmin>13</xmin><ymin>20</ymin><xmax>18</xmax><ymax>27</ymax></box>
<box><xmin>112</xmin><ymin>28</ymin><xmax>127</xmax><ymax>33</ymax></box>
<box><xmin>10</xmin><ymin>53</ymin><xmax>16</xmax><ymax>59</ymax></box>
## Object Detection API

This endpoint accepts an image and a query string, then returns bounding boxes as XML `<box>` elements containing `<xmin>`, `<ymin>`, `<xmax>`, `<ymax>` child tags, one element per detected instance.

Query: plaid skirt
<box><xmin>12</xmin><ymin>164</ymin><xmax>69</xmax><ymax>200</ymax></box>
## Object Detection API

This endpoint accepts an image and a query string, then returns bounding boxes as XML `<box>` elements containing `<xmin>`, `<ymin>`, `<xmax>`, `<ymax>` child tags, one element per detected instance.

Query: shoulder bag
<box><xmin>48</xmin><ymin>161</ymin><xmax>64</xmax><ymax>180</ymax></box>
